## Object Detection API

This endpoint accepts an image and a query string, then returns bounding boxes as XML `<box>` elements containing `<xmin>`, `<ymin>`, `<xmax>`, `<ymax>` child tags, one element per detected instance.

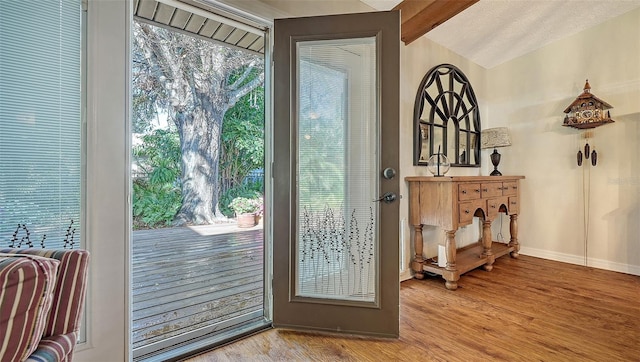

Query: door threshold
<box><xmin>135</xmin><ymin>318</ymin><xmax>272</xmax><ymax>362</ymax></box>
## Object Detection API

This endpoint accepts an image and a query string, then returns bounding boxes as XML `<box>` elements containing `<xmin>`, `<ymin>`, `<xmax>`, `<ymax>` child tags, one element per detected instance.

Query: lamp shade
<box><xmin>481</xmin><ymin>127</ymin><xmax>512</xmax><ymax>149</ymax></box>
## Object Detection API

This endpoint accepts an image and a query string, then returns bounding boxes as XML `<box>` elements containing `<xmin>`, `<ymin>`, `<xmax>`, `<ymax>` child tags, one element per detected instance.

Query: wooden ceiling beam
<box><xmin>393</xmin><ymin>0</ymin><xmax>479</xmax><ymax>45</ymax></box>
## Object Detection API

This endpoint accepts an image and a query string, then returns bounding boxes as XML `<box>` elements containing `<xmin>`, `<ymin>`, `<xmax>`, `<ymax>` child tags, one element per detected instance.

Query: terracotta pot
<box><xmin>237</xmin><ymin>213</ymin><xmax>257</xmax><ymax>228</ymax></box>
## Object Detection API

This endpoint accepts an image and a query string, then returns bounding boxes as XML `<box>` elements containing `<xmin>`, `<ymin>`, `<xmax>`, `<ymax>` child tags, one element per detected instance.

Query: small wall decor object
<box><xmin>563</xmin><ymin>80</ymin><xmax>614</xmax><ymax>129</ymax></box>
<box><xmin>577</xmin><ymin>150</ymin><xmax>583</xmax><ymax>166</ymax></box>
<box><xmin>427</xmin><ymin>145</ymin><xmax>450</xmax><ymax>177</ymax></box>
<box><xmin>481</xmin><ymin>127</ymin><xmax>512</xmax><ymax>176</ymax></box>
<box><xmin>563</xmin><ymin>80</ymin><xmax>614</xmax><ymax>166</ymax></box>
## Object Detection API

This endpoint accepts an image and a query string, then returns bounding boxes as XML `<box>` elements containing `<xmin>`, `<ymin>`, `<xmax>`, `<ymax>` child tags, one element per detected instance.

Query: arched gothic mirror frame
<box><xmin>413</xmin><ymin>64</ymin><xmax>481</xmax><ymax>167</ymax></box>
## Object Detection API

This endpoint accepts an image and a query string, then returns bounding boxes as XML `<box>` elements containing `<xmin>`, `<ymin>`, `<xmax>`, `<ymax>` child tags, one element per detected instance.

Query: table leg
<box><xmin>482</xmin><ymin>219</ymin><xmax>495</xmax><ymax>271</ymax></box>
<box><xmin>443</xmin><ymin>230</ymin><xmax>459</xmax><ymax>290</ymax></box>
<box><xmin>411</xmin><ymin>224</ymin><xmax>425</xmax><ymax>279</ymax></box>
<box><xmin>510</xmin><ymin>214</ymin><xmax>520</xmax><ymax>258</ymax></box>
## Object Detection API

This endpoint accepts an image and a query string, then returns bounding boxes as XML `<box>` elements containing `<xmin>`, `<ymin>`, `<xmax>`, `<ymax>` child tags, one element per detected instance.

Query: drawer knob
<box><xmin>491</xmin><ymin>205</ymin><xmax>496</xmax><ymax>208</ymax></box>
<box><xmin>462</xmin><ymin>190</ymin><xmax>467</xmax><ymax>194</ymax></box>
<box><xmin>464</xmin><ymin>210</ymin><xmax>470</xmax><ymax>214</ymax></box>
<box><xmin>474</xmin><ymin>189</ymin><xmax>480</xmax><ymax>193</ymax></box>
<box><xmin>511</xmin><ymin>201</ymin><xmax>517</xmax><ymax>205</ymax></box>
<box><xmin>483</xmin><ymin>188</ymin><xmax>488</xmax><ymax>192</ymax></box>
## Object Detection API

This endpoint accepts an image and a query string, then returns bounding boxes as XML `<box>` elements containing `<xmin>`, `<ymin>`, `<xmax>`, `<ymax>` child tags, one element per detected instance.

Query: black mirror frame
<box><xmin>413</xmin><ymin>64</ymin><xmax>481</xmax><ymax>167</ymax></box>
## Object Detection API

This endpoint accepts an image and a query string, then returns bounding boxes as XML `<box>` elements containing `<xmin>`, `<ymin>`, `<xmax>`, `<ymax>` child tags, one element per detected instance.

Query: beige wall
<box><xmin>260</xmin><ymin>0</ymin><xmax>374</xmax><ymax>16</ymax></box>
<box><xmin>487</xmin><ymin>7</ymin><xmax>640</xmax><ymax>274</ymax></box>
<box><xmin>398</xmin><ymin>37</ymin><xmax>489</xmax><ymax>279</ymax></box>
<box><xmin>246</xmin><ymin>0</ymin><xmax>640</xmax><ymax>277</ymax></box>
<box><xmin>223</xmin><ymin>0</ymin><xmax>374</xmax><ymax>19</ymax></box>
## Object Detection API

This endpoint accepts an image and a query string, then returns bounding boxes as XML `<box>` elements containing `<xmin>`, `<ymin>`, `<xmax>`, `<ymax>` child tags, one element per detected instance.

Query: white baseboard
<box><xmin>399</xmin><ymin>269</ymin><xmax>413</xmax><ymax>282</ymax></box>
<box><xmin>520</xmin><ymin>247</ymin><xmax>640</xmax><ymax>276</ymax></box>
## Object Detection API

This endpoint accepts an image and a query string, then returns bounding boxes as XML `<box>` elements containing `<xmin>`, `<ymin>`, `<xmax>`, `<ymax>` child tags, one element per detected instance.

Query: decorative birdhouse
<box><xmin>563</xmin><ymin>80</ymin><xmax>614</xmax><ymax>129</ymax></box>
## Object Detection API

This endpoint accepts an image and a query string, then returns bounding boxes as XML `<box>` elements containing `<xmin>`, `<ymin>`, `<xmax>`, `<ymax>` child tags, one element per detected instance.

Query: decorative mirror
<box><xmin>413</xmin><ymin>64</ymin><xmax>481</xmax><ymax>167</ymax></box>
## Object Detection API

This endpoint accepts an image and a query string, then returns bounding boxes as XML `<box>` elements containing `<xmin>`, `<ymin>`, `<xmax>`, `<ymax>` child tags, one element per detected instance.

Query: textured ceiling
<box><xmin>363</xmin><ymin>0</ymin><xmax>640</xmax><ymax>69</ymax></box>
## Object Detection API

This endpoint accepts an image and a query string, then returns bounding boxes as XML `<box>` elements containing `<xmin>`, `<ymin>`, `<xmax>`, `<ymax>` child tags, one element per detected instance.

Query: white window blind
<box><xmin>295</xmin><ymin>38</ymin><xmax>378</xmax><ymax>302</ymax></box>
<box><xmin>0</xmin><ymin>0</ymin><xmax>83</xmax><ymax>248</ymax></box>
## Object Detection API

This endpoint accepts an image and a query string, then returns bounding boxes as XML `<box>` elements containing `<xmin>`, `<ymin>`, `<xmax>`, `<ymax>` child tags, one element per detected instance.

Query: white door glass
<box><xmin>296</xmin><ymin>38</ymin><xmax>378</xmax><ymax>303</ymax></box>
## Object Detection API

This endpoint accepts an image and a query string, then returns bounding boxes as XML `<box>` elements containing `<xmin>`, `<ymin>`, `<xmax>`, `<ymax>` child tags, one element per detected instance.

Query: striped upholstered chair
<box><xmin>0</xmin><ymin>249</ymin><xmax>89</xmax><ymax>362</ymax></box>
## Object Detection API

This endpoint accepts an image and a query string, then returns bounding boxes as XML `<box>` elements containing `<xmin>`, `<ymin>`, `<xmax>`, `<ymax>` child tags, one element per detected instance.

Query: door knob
<box><xmin>382</xmin><ymin>167</ymin><xmax>396</xmax><ymax>179</ymax></box>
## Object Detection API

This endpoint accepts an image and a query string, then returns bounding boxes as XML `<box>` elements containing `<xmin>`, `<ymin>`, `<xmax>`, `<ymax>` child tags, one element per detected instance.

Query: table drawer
<box><xmin>503</xmin><ymin>181</ymin><xmax>519</xmax><ymax>196</ymax></box>
<box><xmin>458</xmin><ymin>200</ymin><xmax>484</xmax><ymax>225</ymax></box>
<box><xmin>481</xmin><ymin>183</ymin><xmax>503</xmax><ymax>198</ymax></box>
<box><xmin>459</xmin><ymin>183</ymin><xmax>481</xmax><ymax>201</ymax></box>
<box><xmin>508</xmin><ymin>196</ymin><xmax>519</xmax><ymax>214</ymax></box>
<box><xmin>486</xmin><ymin>198</ymin><xmax>502</xmax><ymax>220</ymax></box>
<box><xmin>458</xmin><ymin>202</ymin><xmax>475</xmax><ymax>224</ymax></box>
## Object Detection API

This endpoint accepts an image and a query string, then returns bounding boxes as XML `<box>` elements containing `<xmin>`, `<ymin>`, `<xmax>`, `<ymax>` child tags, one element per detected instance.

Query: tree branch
<box><xmin>227</xmin><ymin>72</ymin><xmax>264</xmax><ymax>108</ymax></box>
<box><xmin>228</xmin><ymin>60</ymin><xmax>259</xmax><ymax>91</ymax></box>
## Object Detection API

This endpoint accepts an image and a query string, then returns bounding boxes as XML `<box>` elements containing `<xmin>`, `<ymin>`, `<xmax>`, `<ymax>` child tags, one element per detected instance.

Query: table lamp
<box><xmin>481</xmin><ymin>127</ymin><xmax>511</xmax><ymax>176</ymax></box>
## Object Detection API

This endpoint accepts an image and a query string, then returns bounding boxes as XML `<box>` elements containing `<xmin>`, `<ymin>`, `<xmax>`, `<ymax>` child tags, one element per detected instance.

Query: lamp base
<box><xmin>490</xmin><ymin>148</ymin><xmax>502</xmax><ymax>176</ymax></box>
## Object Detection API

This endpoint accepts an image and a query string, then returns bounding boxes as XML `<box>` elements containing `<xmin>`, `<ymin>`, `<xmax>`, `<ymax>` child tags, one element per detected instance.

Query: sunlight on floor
<box><xmin>187</xmin><ymin>223</ymin><xmax>264</xmax><ymax>236</ymax></box>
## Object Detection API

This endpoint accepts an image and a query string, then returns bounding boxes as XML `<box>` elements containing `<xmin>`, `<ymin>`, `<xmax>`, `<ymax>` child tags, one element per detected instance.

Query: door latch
<box><xmin>374</xmin><ymin>192</ymin><xmax>397</xmax><ymax>203</ymax></box>
<box><xmin>382</xmin><ymin>167</ymin><xmax>396</xmax><ymax>180</ymax></box>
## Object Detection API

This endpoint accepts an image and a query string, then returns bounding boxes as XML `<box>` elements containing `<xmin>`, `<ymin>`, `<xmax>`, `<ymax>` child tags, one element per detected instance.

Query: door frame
<box><xmin>128</xmin><ymin>2</ymin><xmax>274</xmax><ymax>359</ymax></box>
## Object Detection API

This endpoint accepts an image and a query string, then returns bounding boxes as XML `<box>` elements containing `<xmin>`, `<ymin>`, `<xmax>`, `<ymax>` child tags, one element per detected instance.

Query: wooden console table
<box><xmin>406</xmin><ymin>176</ymin><xmax>524</xmax><ymax>290</ymax></box>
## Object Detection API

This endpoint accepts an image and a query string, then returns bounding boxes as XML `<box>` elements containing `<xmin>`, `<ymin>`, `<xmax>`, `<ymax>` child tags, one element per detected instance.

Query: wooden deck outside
<box><xmin>131</xmin><ymin>223</ymin><xmax>264</xmax><ymax>352</ymax></box>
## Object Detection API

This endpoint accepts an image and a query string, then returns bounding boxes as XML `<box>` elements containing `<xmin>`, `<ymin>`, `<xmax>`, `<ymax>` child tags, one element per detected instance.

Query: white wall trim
<box><xmin>400</xmin><ymin>270</ymin><xmax>413</xmax><ymax>282</ymax></box>
<box><xmin>74</xmin><ymin>0</ymin><xmax>129</xmax><ymax>361</ymax></box>
<box><xmin>520</xmin><ymin>247</ymin><xmax>640</xmax><ymax>276</ymax></box>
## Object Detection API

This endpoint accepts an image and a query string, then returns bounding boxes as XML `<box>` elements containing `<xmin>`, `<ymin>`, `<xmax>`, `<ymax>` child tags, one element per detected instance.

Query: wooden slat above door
<box><xmin>133</xmin><ymin>0</ymin><xmax>265</xmax><ymax>55</ymax></box>
<box><xmin>393</xmin><ymin>0</ymin><xmax>478</xmax><ymax>45</ymax></box>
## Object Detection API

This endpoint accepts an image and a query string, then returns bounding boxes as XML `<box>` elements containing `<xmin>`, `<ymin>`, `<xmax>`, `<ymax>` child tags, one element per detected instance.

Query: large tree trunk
<box><xmin>174</xmin><ymin>100</ymin><xmax>227</xmax><ymax>225</ymax></box>
<box><xmin>133</xmin><ymin>22</ymin><xmax>263</xmax><ymax>226</ymax></box>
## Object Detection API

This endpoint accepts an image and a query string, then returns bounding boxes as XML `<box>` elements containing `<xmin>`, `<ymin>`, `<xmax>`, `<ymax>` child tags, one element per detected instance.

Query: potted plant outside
<box><xmin>229</xmin><ymin>197</ymin><xmax>262</xmax><ymax>228</ymax></box>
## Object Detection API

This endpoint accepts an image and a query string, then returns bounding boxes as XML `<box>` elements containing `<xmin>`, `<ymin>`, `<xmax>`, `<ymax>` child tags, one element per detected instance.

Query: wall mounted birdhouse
<box><xmin>563</xmin><ymin>80</ymin><xmax>614</xmax><ymax>129</ymax></box>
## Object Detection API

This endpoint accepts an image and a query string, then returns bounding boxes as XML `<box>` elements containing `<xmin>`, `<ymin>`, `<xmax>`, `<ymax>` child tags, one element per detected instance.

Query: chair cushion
<box><xmin>0</xmin><ymin>254</ymin><xmax>59</xmax><ymax>362</ymax></box>
<box><xmin>25</xmin><ymin>332</ymin><xmax>77</xmax><ymax>362</ymax></box>
<box><xmin>0</xmin><ymin>249</ymin><xmax>90</xmax><ymax>337</ymax></box>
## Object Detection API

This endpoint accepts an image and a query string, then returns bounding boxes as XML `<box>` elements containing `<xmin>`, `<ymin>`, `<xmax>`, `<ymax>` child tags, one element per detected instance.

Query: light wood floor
<box><xmin>185</xmin><ymin>255</ymin><xmax>640</xmax><ymax>361</ymax></box>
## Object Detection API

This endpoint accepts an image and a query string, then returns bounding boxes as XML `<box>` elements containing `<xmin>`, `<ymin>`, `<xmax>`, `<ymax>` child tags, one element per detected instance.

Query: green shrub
<box><xmin>219</xmin><ymin>181</ymin><xmax>262</xmax><ymax>218</ymax></box>
<box><xmin>228</xmin><ymin>196</ymin><xmax>262</xmax><ymax>215</ymax></box>
<box><xmin>132</xmin><ymin>129</ymin><xmax>182</xmax><ymax>228</ymax></box>
<box><xmin>132</xmin><ymin>180</ymin><xmax>181</xmax><ymax>228</ymax></box>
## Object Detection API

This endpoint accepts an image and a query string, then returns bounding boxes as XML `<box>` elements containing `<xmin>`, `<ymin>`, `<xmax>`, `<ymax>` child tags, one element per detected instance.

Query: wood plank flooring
<box><xmin>185</xmin><ymin>255</ymin><xmax>640</xmax><ymax>361</ymax></box>
<box><xmin>132</xmin><ymin>225</ymin><xmax>264</xmax><ymax>350</ymax></box>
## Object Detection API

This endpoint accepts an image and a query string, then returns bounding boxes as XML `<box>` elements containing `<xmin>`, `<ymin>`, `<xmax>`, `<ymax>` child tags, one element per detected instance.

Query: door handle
<box><xmin>374</xmin><ymin>192</ymin><xmax>397</xmax><ymax>203</ymax></box>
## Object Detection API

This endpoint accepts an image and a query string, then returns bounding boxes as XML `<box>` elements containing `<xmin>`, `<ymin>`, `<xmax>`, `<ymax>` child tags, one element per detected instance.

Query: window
<box><xmin>0</xmin><ymin>0</ymin><xmax>84</xmax><ymax>248</ymax></box>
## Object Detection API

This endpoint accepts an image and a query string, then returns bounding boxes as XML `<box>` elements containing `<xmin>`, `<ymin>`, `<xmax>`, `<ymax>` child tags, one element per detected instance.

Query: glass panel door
<box><xmin>273</xmin><ymin>11</ymin><xmax>400</xmax><ymax>337</ymax></box>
